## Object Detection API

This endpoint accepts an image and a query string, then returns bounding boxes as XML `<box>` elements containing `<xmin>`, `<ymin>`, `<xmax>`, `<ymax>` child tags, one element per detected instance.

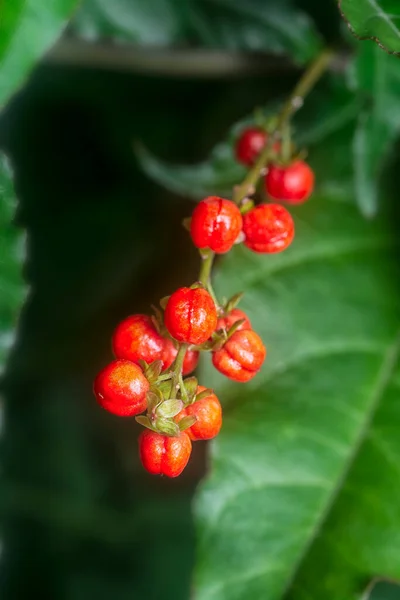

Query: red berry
<box><xmin>164</xmin><ymin>287</ymin><xmax>217</xmax><ymax>345</ymax></box>
<box><xmin>242</xmin><ymin>203</ymin><xmax>294</xmax><ymax>254</ymax></box>
<box><xmin>190</xmin><ymin>196</ymin><xmax>243</xmax><ymax>254</ymax></box>
<box><xmin>217</xmin><ymin>308</ymin><xmax>251</xmax><ymax>333</ymax></box>
<box><xmin>212</xmin><ymin>329</ymin><xmax>266</xmax><ymax>382</ymax></box>
<box><xmin>176</xmin><ymin>386</ymin><xmax>222</xmax><ymax>441</ymax></box>
<box><xmin>139</xmin><ymin>430</ymin><xmax>192</xmax><ymax>477</ymax></box>
<box><xmin>94</xmin><ymin>359</ymin><xmax>149</xmax><ymax>416</ymax></box>
<box><xmin>112</xmin><ymin>314</ymin><xmax>164</xmax><ymax>364</ymax></box>
<box><xmin>265</xmin><ymin>160</ymin><xmax>314</xmax><ymax>204</ymax></box>
<box><xmin>235</xmin><ymin>127</ymin><xmax>267</xmax><ymax>166</ymax></box>
<box><xmin>161</xmin><ymin>338</ymin><xmax>199</xmax><ymax>375</ymax></box>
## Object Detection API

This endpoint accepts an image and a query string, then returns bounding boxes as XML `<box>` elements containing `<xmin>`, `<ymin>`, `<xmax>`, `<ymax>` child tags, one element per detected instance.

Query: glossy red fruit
<box><xmin>217</xmin><ymin>308</ymin><xmax>251</xmax><ymax>333</ymax></box>
<box><xmin>190</xmin><ymin>196</ymin><xmax>243</xmax><ymax>254</ymax></box>
<box><xmin>112</xmin><ymin>314</ymin><xmax>164</xmax><ymax>364</ymax></box>
<box><xmin>242</xmin><ymin>203</ymin><xmax>294</xmax><ymax>254</ymax></box>
<box><xmin>161</xmin><ymin>338</ymin><xmax>199</xmax><ymax>375</ymax></box>
<box><xmin>139</xmin><ymin>430</ymin><xmax>192</xmax><ymax>477</ymax></box>
<box><xmin>235</xmin><ymin>127</ymin><xmax>267</xmax><ymax>166</ymax></box>
<box><xmin>265</xmin><ymin>160</ymin><xmax>314</xmax><ymax>204</ymax></box>
<box><xmin>212</xmin><ymin>329</ymin><xmax>266</xmax><ymax>382</ymax></box>
<box><xmin>164</xmin><ymin>287</ymin><xmax>217</xmax><ymax>345</ymax></box>
<box><xmin>176</xmin><ymin>386</ymin><xmax>222</xmax><ymax>441</ymax></box>
<box><xmin>94</xmin><ymin>359</ymin><xmax>149</xmax><ymax>416</ymax></box>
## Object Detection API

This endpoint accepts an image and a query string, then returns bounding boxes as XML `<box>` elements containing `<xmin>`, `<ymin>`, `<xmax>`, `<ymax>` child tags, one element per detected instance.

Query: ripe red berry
<box><xmin>217</xmin><ymin>308</ymin><xmax>251</xmax><ymax>333</ymax></box>
<box><xmin>212</xmin><ymin>329</ymin><xmax>266</xmax><ymax>382</ymax></box>
<box><xmin>265</xmin><ymin>160</ymin><xmax>314</xmax><ymax>204</ymax></box>
<box><xmin>161</xmin><ymin>338</ymin><xmax>199</xmax><ymax>375</ymax></box>
<box><xmin>164</xmin><ymin>287</ymin><xmax>217</xmax><ymax>345</ymax></box>
<box><xmin>112</xmin><ymin>314</ymin><xmax>165</xmax><ymax>364</ymax></box>
<box><xmin>242</xmin><ymin>203</ymin><xmax>294</xmax><ymax>254</ymax></box>
<box><xmin>94</xmin><ymin>359</ymin><xmax>149</xmax><ymax>416</ymax></box>
<box><xmin>190</xmin><ymin>196</ymin><xmax>243</xmax><ymax>254</ymax></box>
<box><xmin>235</xmin><ymin>127</ymin><xmax>267</xmax><ymax>166</ymax></box>
<box><xmin>176</xmin><ymin>386</ymin><xmax>222</xmax><ymax>441</ymax></box>
<box><xmin>139</xmin><ymin>430</ymin><xmax>192</xmax><ymax>477</ymax></box>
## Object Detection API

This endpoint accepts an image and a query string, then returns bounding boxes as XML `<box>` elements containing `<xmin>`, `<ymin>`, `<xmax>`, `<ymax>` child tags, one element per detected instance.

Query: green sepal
<box><xmin>158</xmin><ymin>379</ymin><xmax>173</xmax><ymax>398</ymax></box>
<box><xmin>146</xmin><ymin>391</ymin><xmax>161</xmax><ymax>412</ymax></box>
<box><xmin>239</xmin><ymin>199</ymin><xmax>254</xmax><ymax>215</ymax></box>
<box><xmin>178</xmin><ymin>415</ymin><xmax>197</xmax><ymax>432</ymax></box>
<box><xmin>182</xmin><ymin>217</ymin><xmax>191</xmax><ymax>231</ymax></box>
<box><xmin>195</xmin><ymin>388</ymin><xmax>214</xmax><ymax>402</ymax></box>
<box><xmin>155</xmin><ymin>418</ymin><xmax>180</xmax><ymax>437</ymax></box>
<box><xmin>156</xmin><ymin>399</ymin><xmax>184</xmax><ymax>419</ymax></box>
<box><xmin>145</xmin><ymin>360</ymin><xmax>163</xmax><ymax>383</ymax></box>
<box><xmin>138</xmin><ymin>359</ymin><xmax>149</xmax><ymax>372</ymax></box>
<box><xmin>135</xmin><ymin>416</ymin><xmax>155</xmax><ymax>431</ymax></box>
<box><xmin>224</xmin><ymin>292</ymin><xmax>244</xmax><ymax>314</ymax></box>
<box><xmin>183</xmin><ymin>376</ymin><xmax>198</xmax><ymax>404</ymax></box>
<box><xmin>159</xmin><ymin>296</ymin><xmax>170</xmax><ymax>310</ymax></box>
<box><xmin>226</xmin><ymin>318</ymin><xmax>246</xmax><ymax>338</ymax></box>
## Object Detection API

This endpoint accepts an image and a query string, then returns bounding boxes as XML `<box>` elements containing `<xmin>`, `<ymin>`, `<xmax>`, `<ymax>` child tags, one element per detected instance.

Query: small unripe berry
<box><xmin>161</xmin><ymin>338</ymin><xmax>199</xmax><ymax>375</ymax></box>
<box><xmin>265</xmin><ymin>160</ymin><xmax>314</xmax><ymax>204</ymax></box>
<box><xmin>217</xmin><ymin>308</ymin><xmax>251</xmax><ymax>333</ymax></box>
<box><xmin>190</xmin><ymin>196</ymin><xmax>243</xmax><ymax>254</ymax></box>
<box><xmin>176</xmin><ymin>386</ymin><xmax>222</xmax><ymax>441</ymax></box>
<box><xmin>164</xmin><ymin>287</ymin><xmax>217</xmax><ymax>345</ymax></box>
<box><xmin>94</xmin><ymin>359</ymin><xmax>149</xmax><ymax>416</ymax></box>
<box><xmin>212</xmin><ymin>329</ymin><xmax>266</xmax><ymax>382</ymax></box>
<box><xmin>235</xmin><ymin>127</ymin><xmax>267</xmax><ymax>166</ymax></box>
<box><xmin>112</xmin><ymin>314</ymin><xmax>164</xmax><ymax>364</ymax></box>
<box><xmin>242</xmin><ymin>203</ymin><xmax>294</xmax><ymax>254</ymax></box>
<box><xmin>139</xmin><ymin>430</ymin><xmax>192</xmax><ymax>477</ymax></box>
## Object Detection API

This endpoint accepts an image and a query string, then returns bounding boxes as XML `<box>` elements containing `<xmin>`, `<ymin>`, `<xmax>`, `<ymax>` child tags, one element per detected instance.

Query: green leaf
<box><xmin>194</xmin><ymin>194</ymin><xmax>400</xmax><ymax>599</ymax></box>
<box><xmin>0</xmin><ymin>0</ymin><xmax>79</xmax><ymax>109</ymax></box>
<box><xmin>156</xmin><ymin>399</ymin><xmax>184</xmax><ymax>419</ymax></box>
<box><xmin>136</xmin><ymin>79</ymin><xmax>359</xmax><ymax>202</ymax></box>
<box><xmin>0</xmin><ymin>156</ymin><xmax>27</xmax><ymax>371</ymax></box>
<box><xmin>339</xmin><ymin>0</ymin><xmax>400</xmax><ymax>54</ymax></box>
<box><xmin>349</xmin><ymin>45</ymin><xmax>400</xmax><ymax>217</ymax></box>
<box><xmin>363</xmin><ymin>580</ymin><xmax>400</xmax><ymax>600</ymax></box>
<box><xmin>74</xmin><ymin>0</ymin><xmax>321</xmax><ymax>63</ymax></box>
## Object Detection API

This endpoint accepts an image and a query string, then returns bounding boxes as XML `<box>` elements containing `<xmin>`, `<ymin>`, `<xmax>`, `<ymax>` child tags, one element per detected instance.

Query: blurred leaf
<box><xmin>349</xmin><ymin>45</ymin><xmax>400</xmax><ymax>217</ymax></box>
<box><xmin>339</xmin><ymin>0</ymin><xmax>400</xmax><ymax>54</ymax></box>
<box><xmin>0</xmin><ymin>156</ymin><xmax>27</xmax><ymax>371</ymax></box>
<box><xmin>194</xmin><ymin>194</ymin><xmax>400</xmax><ymax>599</ymax></box>
<box><xmin>137</xmin><ymin>78</ymin><xmax>359</xmax><ymax>201</ymax></box>
<box><xmin>74</xmin><ymin>0</ymin><xmax>321</xmax><ymax>62</ymax></box>
<box><xmin>0</xmin><ymin>0</ymin><xmax>79</xmax><ymax>109</ymax></box>
<box><xmin>363</xmin><ymin>580</ymin><xmax>400</xmax><ymax>600</ymax></box>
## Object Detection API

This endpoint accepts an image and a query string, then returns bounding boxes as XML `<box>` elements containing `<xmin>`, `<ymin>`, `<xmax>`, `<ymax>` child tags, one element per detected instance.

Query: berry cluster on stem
<box><xmin>93</xmin><ymin>49</ymin><xmax>332</xmax><ymax>477</ymax></box>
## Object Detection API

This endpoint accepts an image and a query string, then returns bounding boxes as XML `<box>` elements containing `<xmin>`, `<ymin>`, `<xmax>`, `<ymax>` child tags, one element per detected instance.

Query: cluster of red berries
<box><xmin>93</xmin><ymin>125</ymin><xmax>315</xmax><ymax>477</ymax></box>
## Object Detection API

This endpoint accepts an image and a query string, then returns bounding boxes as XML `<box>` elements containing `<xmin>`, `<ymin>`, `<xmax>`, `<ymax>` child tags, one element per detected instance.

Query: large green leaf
<box><xmin>0</xmin><ymin>0</ymin><xmax>79</xmax><ymax>109</ymax></box>
<box><xmin>339</xmin><ymin>0</ymin><xmax>400</xmax><ymax>54</ymax></box>
<box><xmin>349</xmin><ymin>45</ymin><xmax>400</xmax><ymax>217</ymax></box>
<box><xmin>0</xmin><ymin>156</ymin><xmax>27</xmax><ymax>371</ymax></box>
<box><xmin>74</xmin><ymin>0</ymin><xmax>321</xmax><ymax>63</ymax></box>
<box><xmin>194</xmin><ymin>194</ymin><xmax>400</xmax><ymax>599</ymax></box>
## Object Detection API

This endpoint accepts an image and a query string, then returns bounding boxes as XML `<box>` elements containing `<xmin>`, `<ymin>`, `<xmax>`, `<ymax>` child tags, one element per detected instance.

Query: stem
<box><xmin>233</xmin><ymin>48</ymin><xmax>333</xmax><ymax>204</ymax></box>
<box><xmin>169</xmin><ymin>343</ymin><xmax>188</xmax><ymax>399</ymax></box>
<box><xmin>199</xmin><ymin>250</ymin><xmax>218</xmax><ymax>306</ymax></box>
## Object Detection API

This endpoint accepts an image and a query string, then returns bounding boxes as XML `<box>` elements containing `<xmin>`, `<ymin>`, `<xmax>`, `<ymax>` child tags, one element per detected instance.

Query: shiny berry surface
<box><xmin>164</xmin><ymin>287</ymin><xmax>217</xmax><ymax>345</ymax></box>
<box><xmin>235</xmin><ymin>127</ymin><xmax>267</xmax><ymax>166</ymax></box>
<box><xmin>94</xmin><ymin>359</ymin><xmax>149</xmax><ymax>416</ymax></box>
<box><xmin>139</xmin><ymin>430</ymin><xmax>192</xmax><ymax>477</ymax></box>
<box><xmin>112</xmin><ymin>314</ymin><xmax>164</xmax><ymax>364</ymax></box>
<box><xmin>217</xmin><ymin>308</ymin><xmax>251</xmax><ymax>333</ymax></box>
<box><xmin>243</xmin><ymin>203</ymin><xmax>294</xmax><ymax>254</ymax></box>
<box><xmin>176</xmin><ymin>386</ymin><xmax>222</xmax><ymax>441</ymax></box>
<box><xmin>161</xmin><ymin>338</ymin><xmax>199</xmax><ymax>375</ymax></box>
<box><xmin>212</xmin><ymin>329</ymin><xmax>266</xmax><ymax>382</ymax></box>
<box><xmin>265</xmin><ymin>160</ymin><xmax>314</xmax><ymax>204</ymax></box>
<box><xmin>190</xmin><ymin>196</ymin><xmax>243</xmax><ymax>254</ymax></box>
